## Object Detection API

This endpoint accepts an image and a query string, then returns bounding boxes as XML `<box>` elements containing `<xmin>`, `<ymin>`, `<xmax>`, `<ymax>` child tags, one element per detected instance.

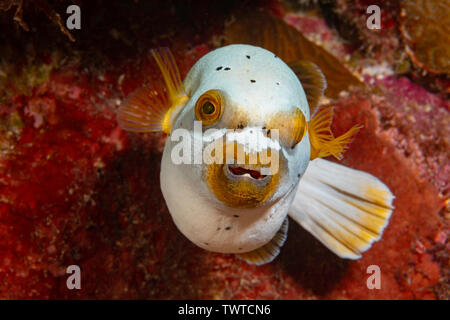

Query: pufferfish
<box><xmin>117</xmin><ymin>44</ymin><xmax>394</xmax><ymax>265</ymax></box>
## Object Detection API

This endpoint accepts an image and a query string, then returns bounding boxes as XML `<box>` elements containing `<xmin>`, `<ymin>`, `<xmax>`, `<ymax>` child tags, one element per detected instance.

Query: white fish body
<box><xmin>162</xmin><ymin>45</ymin><xmax>309</xmax><ymax>254</ymax></box>
<box><xmin>118</xmin><ymin>44</ymin><xmax>394</xmax><ymax>265</ymax></box>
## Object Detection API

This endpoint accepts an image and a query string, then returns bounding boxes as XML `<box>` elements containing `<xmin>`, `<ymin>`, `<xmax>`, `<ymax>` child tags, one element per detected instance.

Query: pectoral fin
<box><xmin>117</xmin><ymin>47</ymin><xmax>188</xmax><ymax>134</ymax></box>
<box><xmin>236</xmin><ymin>218</ymin><xmax>288</xmax><ymax>266</ymax></box>
<box><xmin>308</xmin><ymin>106</ymin><xmax>362</xmax><ymax>160</ymax></box>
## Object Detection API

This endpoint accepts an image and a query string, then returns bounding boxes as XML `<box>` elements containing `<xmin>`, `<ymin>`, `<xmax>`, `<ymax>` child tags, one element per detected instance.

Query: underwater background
<box><xmin>0</xmin><ymin>0</ymin><xmax>448</xmax><ymax>299</ymax></box>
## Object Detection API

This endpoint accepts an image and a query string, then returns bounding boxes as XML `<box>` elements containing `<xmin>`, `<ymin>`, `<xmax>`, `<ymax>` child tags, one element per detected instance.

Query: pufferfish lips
<box><xmin>227</xmin><ymin>163</ymin><xmax>268</xmax><ymax>180</ymax></box>
<box><xmin>202</xmin><ymin>107</ymin><xmax>307</xmax><ymax>209</ymax></box>
<box><xmin>206</xmin><ymin>152</ymin><xmax>282</xmax><ymax>209</ymax></box>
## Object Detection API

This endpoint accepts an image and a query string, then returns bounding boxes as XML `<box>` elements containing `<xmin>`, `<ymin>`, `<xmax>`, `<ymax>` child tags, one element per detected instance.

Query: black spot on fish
<box><xmin>276</xmin><ymin>82</ymin><xmax>280</xmax><ymax>85</ymax></box>
<box><xmin>298</xmin><ymin>173</ymin><xmax>301</xmax><ymax>178</ymax></box>
<box><xmin>233</xmin><ymin>214</ymin><xmax>239</xmax><ymax>218</ymax></box>
<box><xmin>250</xmin><ymin>79</ymin><xmax>256</xmax><ymax>83</ymax></box>
<box><xmin>216</xmin><ymin>66</ymin><xmax>222</xmax><ymax>71</ymax></box>
<box><xmin>224</xmin><ymin>67</ymin><xmax>231</xmax><ymax>71</ymax></box>
<box><xmin>225</xmin><ymin>226</ymin><xmax>231</xmax><ymax>230</ymax></box>
<box><xmin>246</xmin><ymin>55</ymin><xmax>250</xmax><ymax>59</ymax></box>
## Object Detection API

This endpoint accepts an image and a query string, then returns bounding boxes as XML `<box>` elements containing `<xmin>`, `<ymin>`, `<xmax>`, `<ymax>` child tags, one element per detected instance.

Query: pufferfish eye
<box><xmin>202</xmin><ymin>102</ymin><xmax>215</xmax><ymax>115</ymax></box>
<box><xmin>195</xmin><ymin>90</ymin><xmax>224</xmax><ymax>126</ymax></box>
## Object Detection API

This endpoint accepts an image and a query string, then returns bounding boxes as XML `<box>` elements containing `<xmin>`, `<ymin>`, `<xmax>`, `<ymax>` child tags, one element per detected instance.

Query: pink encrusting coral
<box><xmin>0</xmin><ymin>0</ymin><xmax>448</xmax><ymax>299</ymax></box>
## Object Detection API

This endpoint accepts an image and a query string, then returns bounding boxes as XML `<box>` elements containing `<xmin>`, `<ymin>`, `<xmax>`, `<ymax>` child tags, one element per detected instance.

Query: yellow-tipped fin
<box><xmin>117</xmin><ymin>47</ymin><xmax>188</xmax><ymax>134</ymax></box>
<box><xmin>308</xmin><ymin>106</ymin><xmax>362</xmax><ymax>160</ymax></box>
<box><xmin>289</xmin><ymin>159</ymin><xmax>394</xmax><ymax>260</ymax></box>
<box><xmin>237</xmin><ymin>218</ymin><xmax>288</xmax><ymax>266</ymax></box>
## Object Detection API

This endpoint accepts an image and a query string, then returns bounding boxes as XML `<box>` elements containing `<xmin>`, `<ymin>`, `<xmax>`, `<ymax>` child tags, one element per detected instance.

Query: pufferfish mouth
<box><xmin>227</xmin><ymin>164</ymin><xmax>267</xmax><ymax>180</ymax></box>
<box><xmin>206</xmin><ymin>162</ymin><xmax>280</xmax><ymax>208</ymax></box>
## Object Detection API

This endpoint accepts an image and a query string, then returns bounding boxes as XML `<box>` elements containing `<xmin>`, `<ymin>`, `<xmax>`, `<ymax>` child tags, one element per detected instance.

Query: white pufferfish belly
<box><xmin>160</xmin><ymin>44</ymin><xmax>311</xmax><ymax>254</ymax></box>
<box><xmin>160</xmin><ymin>149</ymin><xmax>299</xmax><ymax>254</ymax></box>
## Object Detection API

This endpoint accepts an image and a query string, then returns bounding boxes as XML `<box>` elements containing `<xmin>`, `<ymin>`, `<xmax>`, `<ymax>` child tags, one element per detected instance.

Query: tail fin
<box><xmin>289</xmin><ymin>159</ymin><xmax>394</xmax><ymax>259</ymax></box>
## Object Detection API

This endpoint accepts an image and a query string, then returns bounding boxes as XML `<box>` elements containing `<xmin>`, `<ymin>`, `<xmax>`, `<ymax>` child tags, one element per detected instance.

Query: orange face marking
<box><xmin>205</xmin><ymin>142</ymin><xmax>282</xmax><ymax>208</ymax></box>
<box><xmin>266</xmin><ymin>108</ymin><xmax>307</xmax><ymax>148</ymax></box>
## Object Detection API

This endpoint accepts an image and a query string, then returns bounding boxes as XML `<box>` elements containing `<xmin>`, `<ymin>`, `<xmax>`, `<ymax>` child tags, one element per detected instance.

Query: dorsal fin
<box><xmin>117</xmin><ymin>47</ymin><xmax>188</xmax><ymax>134</ymax></box>
<box><xmin>236</xmin><ymin>218</ymin><xmax>288</xmax><ymax>266</ymax></box>
<box><xmin>288</xmin><ymin>60</ymin><xmax>327</xmax><ymax>115</ymax></box>
<box><xmin>308</xmin><ymin>106</ymin><xmax>362</xmax><ymax>160</ymax></box>
<box><xmin>223</xmin><ymin>11</ymin><xmax>363</xmax><ymax>98</ymax></box>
